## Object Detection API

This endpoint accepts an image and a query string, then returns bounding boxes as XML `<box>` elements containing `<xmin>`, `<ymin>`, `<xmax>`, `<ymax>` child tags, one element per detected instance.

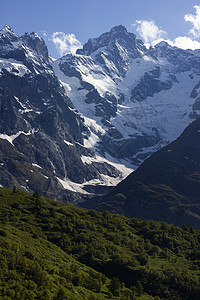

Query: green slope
<box><xmin>0</xmin><ymin>187</ymin><xmax>200</xmax><ymax>299</ymax></box>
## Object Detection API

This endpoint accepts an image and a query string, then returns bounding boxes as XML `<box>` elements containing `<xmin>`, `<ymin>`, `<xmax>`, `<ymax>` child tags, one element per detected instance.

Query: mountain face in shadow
<box><xmin>96</xmin><ymin>119</ymin><xmax>200</xmax><ymax>228</ymax></box>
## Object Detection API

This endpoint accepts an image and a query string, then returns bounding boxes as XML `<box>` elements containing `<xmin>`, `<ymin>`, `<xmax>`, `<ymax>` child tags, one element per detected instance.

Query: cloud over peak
<box><xmin>134</xmin><ymin>20</ymin><xmax>166</xmax><ymax>45</ymax></box>
<box><xmin>168</xmin><ymin>36</ymin><xmax>200</xmax><ymax>51</ymax></box>
<box><xmin>50</xmin><ymin>32</ymin><xmax>82</xmax><ymax>56</ymax></box>
<box><xmin>133</xmin><ymin>5</ymin><xmax>200</xmax><ymax>51</ymax></box>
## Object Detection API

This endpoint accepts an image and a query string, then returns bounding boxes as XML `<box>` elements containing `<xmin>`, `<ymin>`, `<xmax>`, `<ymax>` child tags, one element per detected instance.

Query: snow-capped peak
<box><xmin>0</xmin><ymin>25</ymin><xmax>14</xmax><ymax>34</ymax></box>
<box><xmin>28</xmin><ymin>32</ymin><xmax>42</xmax><ymax>40</ymax></box>
<box><xmin>22</xmin><ymin>31</ymin><xmax>49</xmax><ymax>60</ymax></box>
<box><xmin>109</xmin><ymin>25</ymin><xmax>128</xmax><ymax>35</ymax></box>
<box><xmin>154</xmin><ymin>41</ymin><xmax>170</xmax><ymax>48</ymax></box>
<box><xmin>0</xmin><ymin>25</ymin><xmax>18</xmax><ymax>41</ymax></box>
<box><xmin>77</xmin><ymin>25</ymin><xmax>145</xmax><ymax>57</ymax></box>
<box><xmin>0</xmin><ymin>25</ymin><xmax>53</xmax><ymax>76</ymax></box>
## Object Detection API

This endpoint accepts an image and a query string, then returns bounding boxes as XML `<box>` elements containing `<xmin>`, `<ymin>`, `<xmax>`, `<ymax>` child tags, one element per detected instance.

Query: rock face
<box><xmin>1</xmin><ymin>24</ymin><xmax>200</xmax><ymax>203</ymax></box>
<box><xmin>0</xmin><ymin>25</ymin><xmax>124</xmax><ymax>201</ymax></box>
<box><xmin>96</xmin><ymin>118</ymin><xmax>200</xmax><ymax>228</ymax></box>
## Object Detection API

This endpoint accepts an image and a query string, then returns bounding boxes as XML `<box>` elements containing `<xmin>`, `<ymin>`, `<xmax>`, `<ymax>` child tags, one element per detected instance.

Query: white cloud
<box><xmin>168</xmin><ymin>36</ymin><xmax>200</xmax><ymax>50</ymax></box>
<box><xmin>185</xmin><ymin>5</ymin><xmax>200</xmax><ymax>38</ymax></box>
<box><xmin>50</xmin><ymin>32</ymin><xmax>82</xmax><ymax>56</ymax></box>
<box><xmin>133</xmin><ymin>15</ymin><xmax>200</xmax><ymax>51</ymax></box>
<box><xmin>133</xmin><ymin>20</ymin><xmax>167</xmax><ymax>45</ymax></box>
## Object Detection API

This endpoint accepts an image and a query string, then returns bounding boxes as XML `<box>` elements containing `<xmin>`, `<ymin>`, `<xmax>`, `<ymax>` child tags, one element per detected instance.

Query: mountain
<box><xmin>54</xmin><ymin>25</ymin><xmax>200</xmax><ymax>170</ymax></box>
<box><xmin>1</xmin><ymin>24</ymin><xmax>200</xmax><ymax>202</ymax></box>
<box><xmin>96</xmin><ymin>118</ymin><xmax>200</xmax><ymax>228</ymax></box>
<box><xmin>0</xmin><ymin>25</ymin><xmax>123</xmax><ymax>201</ymax></box>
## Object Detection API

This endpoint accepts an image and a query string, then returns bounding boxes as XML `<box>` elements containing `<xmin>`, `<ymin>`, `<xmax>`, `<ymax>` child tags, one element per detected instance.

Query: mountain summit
<box><xmin>0</xmin><ymin>25</ymin><xmax>18</xmax><ymax>39</ymax></box>
<box><xmin>77</xmin><ymin>25</ymin><xmax>145</xmax><ymax>78</ymax></box>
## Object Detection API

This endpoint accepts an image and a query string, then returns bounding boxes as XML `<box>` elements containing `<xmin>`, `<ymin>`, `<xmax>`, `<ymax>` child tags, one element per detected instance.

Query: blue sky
<box><xmin>1</xmin><ymin>0</ymin><xmax>200</xmax><ymax>58</ymax></box>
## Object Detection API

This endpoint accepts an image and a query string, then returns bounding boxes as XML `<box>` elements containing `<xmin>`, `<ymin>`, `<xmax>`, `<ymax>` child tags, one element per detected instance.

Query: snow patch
<box><xmin>14</xmin><ymin>96</ymin><xmax>35</xmax><ymax>114</ymax></box>
<box><xmin>117</xmin><ymin>56</ymin><xmax>158</xmax><ymax>97</ymax></box>
<box><xmin>0</xmin><ymin>131</ymin><xmax>32</xmax><ymax>145</ymax></box>
<box><xmin>57</xmin><ymin>170</ymin><xmax>131</xmax><ymax>195</ymax></box>
<box><xmin>81</xmin><ymin>152</ymin><xmax>133</xmax><ymax>180</ymax></box>
<box><xmin>32</xmin><ymin>163</ymin><xmax>42</xmax><ymax>169</ymax></box>
<box><xmin>57</xmin><ymin>177</ymin><xmax>87</xmax><ymax>194</ymax></box>
<box><xmin>0</xmin><ymin>58</ymin><xmax>30</xmax><ymax>76</ymax></box>
<box><xmin>64</xmin><ymin>140</ymin><xmax>74</xmax><ymax>146</ymax></box>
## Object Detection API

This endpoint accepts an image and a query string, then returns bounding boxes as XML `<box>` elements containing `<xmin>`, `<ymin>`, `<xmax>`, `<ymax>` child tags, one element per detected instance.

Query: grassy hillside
<box><xmin>0</xmin><ymin>187</ymin><xmax>200</xmax><ymax>299</ymax></box>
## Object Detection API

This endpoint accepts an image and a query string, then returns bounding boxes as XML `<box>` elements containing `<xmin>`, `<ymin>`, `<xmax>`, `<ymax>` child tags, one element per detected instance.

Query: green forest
<box><xmin>0</xmin><ymin>187</ymin><xmax>200</xmax><ymax>299</ymax></box>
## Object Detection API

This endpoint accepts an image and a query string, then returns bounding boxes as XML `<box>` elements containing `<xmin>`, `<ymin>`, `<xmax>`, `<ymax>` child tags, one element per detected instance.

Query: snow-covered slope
<box><xmin>53</xmin><ymin>25</ymin><xmax>200</xmax><ymax>169</ymax></box>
